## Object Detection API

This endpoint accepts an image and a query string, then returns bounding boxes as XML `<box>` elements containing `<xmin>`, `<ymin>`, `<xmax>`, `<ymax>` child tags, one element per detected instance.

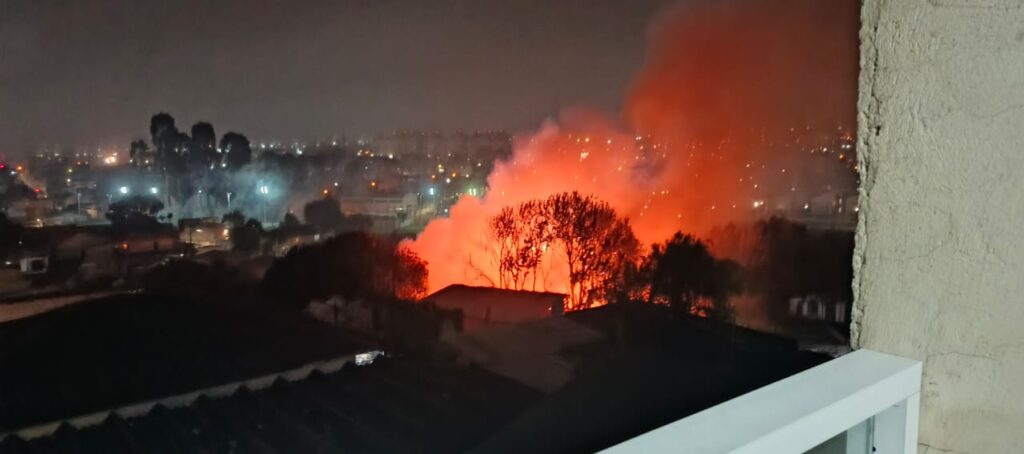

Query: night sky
<box><xmin>0</xmin><ymin>0</ymin><xmax>673</xmax><ymax>155</ymax></box>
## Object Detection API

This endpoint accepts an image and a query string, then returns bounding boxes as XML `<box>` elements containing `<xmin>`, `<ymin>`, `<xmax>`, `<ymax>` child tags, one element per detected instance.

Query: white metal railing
<box><xmin>602</xmin><ymin>349</ymin><xmax>922</xmax><ymax>454</ymax></box>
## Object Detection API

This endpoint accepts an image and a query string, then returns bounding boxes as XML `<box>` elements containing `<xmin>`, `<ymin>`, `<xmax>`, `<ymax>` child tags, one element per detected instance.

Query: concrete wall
<box><xmin>853</xmin><ymin>1</ymin><xmax>1024</xmax><ymax>453</ymax></box>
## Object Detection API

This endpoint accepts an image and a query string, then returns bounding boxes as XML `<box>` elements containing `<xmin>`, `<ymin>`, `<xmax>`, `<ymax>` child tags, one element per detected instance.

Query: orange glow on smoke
<box><xmin>407</xmin><ymin>0</ymin><xmax>859</xmax><ymax>297</ymax></box>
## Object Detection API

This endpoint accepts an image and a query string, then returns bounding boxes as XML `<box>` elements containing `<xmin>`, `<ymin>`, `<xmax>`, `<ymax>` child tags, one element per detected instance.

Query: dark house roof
<box><xmin>0</xmin><ymin>294</ymin><xmax>373</xmax><ymax>433</ymax></box>
<box><xmin>473</xmin><ymin>303</ymin><xmax>828</xmax><ymax>453</ymax></box>
<box><xmin>2</xmin><ymin>301</ymin><xmax>828</xmax><ymax>453</ymax></box>
<box><xmin>1</xmin><ymin>359</ymin><xmax>542</xmax><ymax>453</ymax></box>
<box><xmin>424</xmin><ymin>284</ymin><xmax>566</xmax><ymax>331</ymax></box>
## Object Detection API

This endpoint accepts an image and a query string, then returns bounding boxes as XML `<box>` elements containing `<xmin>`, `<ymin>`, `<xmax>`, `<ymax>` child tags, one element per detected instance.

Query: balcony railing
<box><xmin>602</xmin><ymin>349</ymin><xmax>922</xmax><ymax>454</ymax></box>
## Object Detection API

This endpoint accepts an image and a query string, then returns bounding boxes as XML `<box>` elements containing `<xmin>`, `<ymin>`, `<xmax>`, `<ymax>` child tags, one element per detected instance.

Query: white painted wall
<box><xmin>853</xmin><ymin>1</ymin><xmax>1024</xmax><ymax>453</ymax></box>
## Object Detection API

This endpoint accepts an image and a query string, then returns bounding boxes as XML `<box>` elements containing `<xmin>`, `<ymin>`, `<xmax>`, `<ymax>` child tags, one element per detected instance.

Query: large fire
<box><xmin>407</xmin><ymin>0</ymin><xmax>860</xmax><ymax>297</ymax></box>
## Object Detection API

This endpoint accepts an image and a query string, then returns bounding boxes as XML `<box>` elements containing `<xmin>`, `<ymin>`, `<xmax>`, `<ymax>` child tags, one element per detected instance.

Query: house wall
<box><xmin>853</xmin><ymin>1</ymin><xmax>1024</xmax><ymax>453</ymax></box>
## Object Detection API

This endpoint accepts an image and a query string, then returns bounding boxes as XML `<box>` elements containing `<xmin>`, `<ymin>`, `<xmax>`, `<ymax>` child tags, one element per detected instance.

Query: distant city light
<box><xmin>119</xmin><ymin>186</ymin><xmax>129</xmax><ymax>195</ymax></box>
<box><xmin>150</xmin><ymin>187</ymin><xmax>159</xmax><ymax>195</ymax></box>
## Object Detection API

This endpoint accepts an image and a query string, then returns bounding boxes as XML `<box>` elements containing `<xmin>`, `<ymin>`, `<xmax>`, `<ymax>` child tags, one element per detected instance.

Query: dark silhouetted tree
<box><xmin>303</xmin><ymin>197</ymin><xmax>344</xmax><ymax>232</ymax></box>
<box><xmin>150</xmin><ymin>113</ymin><xmax>177</xmax><ymax>156</ymax></box>
<box><xmin>220</xmin><ymin>132</ymin><xmax>252</xmax><ymax>170</ymax></box>
<box><xmin>222</xmin><ymin>210</ymin><xmax>246</xmax><ymax>228</ymax></box>
<box><xmin>150</xmin><ymin>113</ymin><xmax>187</xmax><ymax>174</ymax></box>
<box><xmin>263</xmin><ymin>232</ymin><xmax>428</xmax><ymax>309</ymax></box>
<box><xmin>106</xmin><ymin>195</ymin><xmax>166</xmax><ymax>234</ymax></box>
<box><xmin>487</xmin><ymin>191</ymin><xmax>640</xmax><ymax>310</ymax></box>
<box><xmin>642</xmin><ymin>232</ymin><xmax>742</xmax><ymax>321</ymax></box>
<box><xmin>231</xmin><ymin>218</ymin><xmax>264</xmax><ymax>253</ymax></box>
<box><xmin>707</xmin><ymin>217</ymin><xmax>854</xmax><ymax>321</ymax></box>
<box><xmin>282</xmin><ymin>212</ymin><xmax>301</xmax><ymax>228</ymax></box>
<box><xmin>189</xmin><ymin>121</ymin><xmax>217</xmax><ymax>170</ymax></box>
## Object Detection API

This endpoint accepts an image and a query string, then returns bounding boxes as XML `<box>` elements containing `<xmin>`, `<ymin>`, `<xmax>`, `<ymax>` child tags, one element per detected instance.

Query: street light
<box><xmin>118</xmin><ymin>186</ymin><xmax>129</xmax><ymax>195</ymax></box>
<box><xmin>150</xmin><ymin>187</ymin><xmax>159</xmax><ymax>195</ymax></box>
<box><xmin>258</xmin><ymin>184</ymin><xmax>270</xmax><ymax>224</ymax></box>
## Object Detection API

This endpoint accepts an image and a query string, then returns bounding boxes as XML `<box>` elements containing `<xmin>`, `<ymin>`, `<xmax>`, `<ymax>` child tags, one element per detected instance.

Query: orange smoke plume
<box><xmin>408</xmin><ymin>0</ymin><xmax>860</xmax><ymax>294</ymax></box>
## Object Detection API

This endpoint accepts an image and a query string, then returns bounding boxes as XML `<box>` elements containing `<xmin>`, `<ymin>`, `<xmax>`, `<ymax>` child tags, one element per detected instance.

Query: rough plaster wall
<box><xmin>853</xmin><ymin>1</ymin><xmax>1024</xmax><ymax>453</ymax></box>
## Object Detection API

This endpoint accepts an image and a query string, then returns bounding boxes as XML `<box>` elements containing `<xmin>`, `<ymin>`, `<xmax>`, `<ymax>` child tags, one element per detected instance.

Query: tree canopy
<box><xmin>263</xmin><ymin>232</ymin><xmax>428</xmax><ymax>309</ymax></box>
<box><xmin>640</xmin><ymin>232</ymin><xmax>742</xmax><ymax>321</ymax></box>
<box><xmin>220</xmin><ymin>132</ymin><xmax>252</xmax><ymax>170</ymax></box>
<box><xmin>230</xmin><ymin>218</ymin><xmax>264</xmax><ymax>253</ymax></box>
<box><xmin>486</xmin><ymin>191</ymin><xmax>640</xmax><ymax>311</ymax></box>
<box><xmin>706</xmin><ymin>217</ymin><xmax>854</xmax><ymax>321</ymax></box>
<box><xmin>303</xmin><ymin>197</ymin><xmax>345</xmax><ymax>232</ymax></box>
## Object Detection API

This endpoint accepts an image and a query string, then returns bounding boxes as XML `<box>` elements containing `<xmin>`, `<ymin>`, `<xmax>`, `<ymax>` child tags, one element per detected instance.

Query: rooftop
<box><xmin>0</xmin><ymin>294</ymin><xmax>373</xmax><ymax>433</ymax></box>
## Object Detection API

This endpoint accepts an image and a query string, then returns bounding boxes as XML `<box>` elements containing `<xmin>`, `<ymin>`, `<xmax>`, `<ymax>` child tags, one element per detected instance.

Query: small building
<box><xmin>178</xmin><ymin>218</ymin><xmax>230</xmax><ymax>250</ymax></box>
<box><xmin>118</xmin><ymin>232</ymin><xmax>180</xmax><ymax>255</ymax></box>
<box><xmin>55</xmin><ymin>231</ymin><xmax>112</xmax><ymax>262</ymax></box>
<box><xmin>788</xmin><ymin>295</ymin><xmax>849</xmax><ymax>324</ymax></box>
<box><xmin>423</xmin><ymin>284</ymin><xmax>565</xmax><ymax>332</ymax></box>
<box><xmin>338</xmin><ymin>192</ymin><xmax>418</xmax><ymax>232</ymax></box>
<box><xmin>18</xmin><ymin>255</ymin><xmax>48</xmax><ymax>274</ymax></box>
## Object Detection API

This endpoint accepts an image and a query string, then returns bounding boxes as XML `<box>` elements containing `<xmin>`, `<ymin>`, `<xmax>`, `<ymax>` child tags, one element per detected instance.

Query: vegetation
<box><xmin>263</xmin><ymin>231</ymin><xmax>428</xmax><ymax>309</ymax></box>
<box><xmin>707</xmin><ymin>217</ymin><xmax>854</xmax><ymax>321</ymax></box>
<box><xmin>637</xmin><ymin>233</ymin><xmax>742</xmax><ymax>321</ymax></box>
<box><xmin>282</xmin><ymin>212</ymin><xmax>301</xmax><ymax>228</ymax></box>
<box><xmin>231</xmin><ymin>219</ymin><xmax>265</xmax><ymax>253</ymax></box>
<box><xmin>303</xmin><ymin>196</ymin><xmax>345</xmax><ymax>231</ymax></box>
<box><xmin>487</xmin><ymin>191</ymin><xmax>640</xmax><ymax>311</ymax></box>
<box><xmin>220</xmin><ymin>131</ymin><xmax>253</xmax><ymax>170</ymax></box>
<box><xmin>105</xmin><ymin>194</ymin><xmax>168</xmax><ymax>234</ymax></box>
<box><xmin>144</xmin><ymin>112</ymin><xmax>255</xmax><ymax>210</ymax></box>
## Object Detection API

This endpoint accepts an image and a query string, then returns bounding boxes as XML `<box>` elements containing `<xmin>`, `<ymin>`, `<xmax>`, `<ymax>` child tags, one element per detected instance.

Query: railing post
<box><xmin>871</xmin><ymin>393</ymin><xmax>920</xmax><ymax>454</ymax></box>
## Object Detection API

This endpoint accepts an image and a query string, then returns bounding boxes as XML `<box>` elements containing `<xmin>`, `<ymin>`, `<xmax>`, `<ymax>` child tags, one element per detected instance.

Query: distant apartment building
<box><xmin>372</xmin><ymin>130</ymin><xmax>512</xmax><ymax>177</ymax></box>
<box><xmin>338</xmin><ymin>192</ymin><xmax>419</xmax><ymax>232</ymax></box>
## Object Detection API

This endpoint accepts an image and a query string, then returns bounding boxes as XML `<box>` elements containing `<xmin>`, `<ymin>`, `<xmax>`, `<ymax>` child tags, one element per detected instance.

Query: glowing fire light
<box><xmin>405</xmin><ymin>0</ymin><xmax>860</xmax><ymax>302</ymax></box>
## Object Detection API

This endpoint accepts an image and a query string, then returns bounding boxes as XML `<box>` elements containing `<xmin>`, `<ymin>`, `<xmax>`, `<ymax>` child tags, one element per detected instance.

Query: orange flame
<box><xmin>407</xmin><ymin>0</ymin><xmax>859</xmax><ymax>296</ymax></box>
